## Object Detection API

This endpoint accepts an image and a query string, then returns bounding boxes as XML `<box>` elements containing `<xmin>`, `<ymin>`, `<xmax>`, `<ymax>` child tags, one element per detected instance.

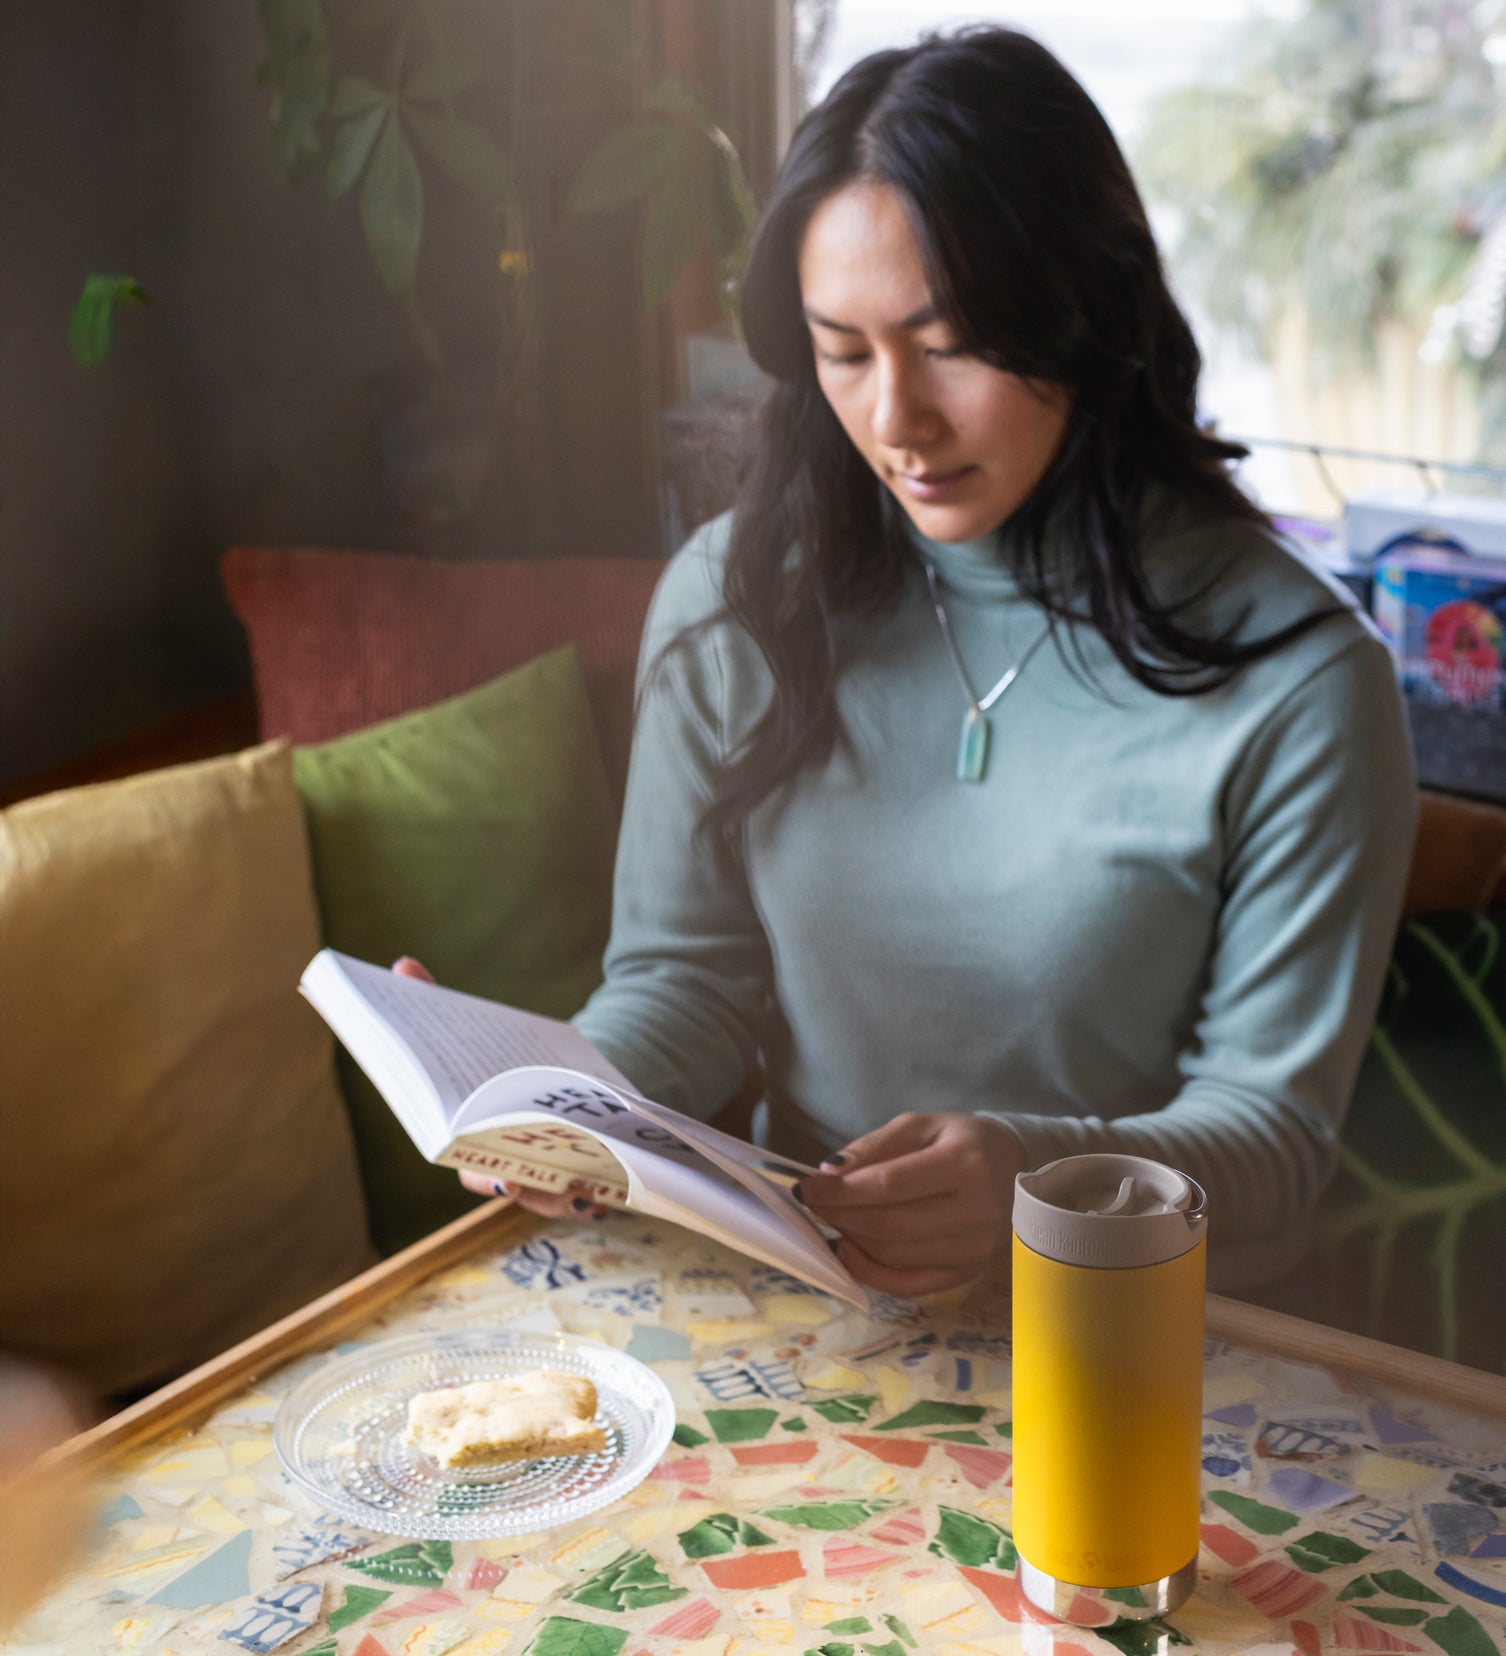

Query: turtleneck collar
<box><xmin>905</xmin><ymin>515</ymin><xmax>1032</xmax><ymax>606</ymax></box>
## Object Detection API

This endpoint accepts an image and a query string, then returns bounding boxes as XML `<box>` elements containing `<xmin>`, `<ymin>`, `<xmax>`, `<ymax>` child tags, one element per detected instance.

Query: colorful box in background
<box><xmin>1272</xmin><ymin>515</ymin><xmax>1372</xmax><ymax>608</ymax></box>
<box><xmin>1371</xmin><ymin>544</ymin><xmax>1506</xmax><ymax>802</ymax></box>
<box><xmin>1344</xmin><ymin>488</ymin><xmax>1506</xmax><ymax>560</ymax></box>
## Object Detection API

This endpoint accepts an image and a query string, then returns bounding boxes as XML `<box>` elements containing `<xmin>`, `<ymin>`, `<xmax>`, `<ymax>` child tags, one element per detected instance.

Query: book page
<box><xmin>308</xmin><ymin>952</ymin><xmax>631</xmax><ymax>1122</ymax></box>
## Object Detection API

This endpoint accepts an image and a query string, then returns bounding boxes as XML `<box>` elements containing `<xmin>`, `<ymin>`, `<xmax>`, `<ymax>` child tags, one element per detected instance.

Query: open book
<box><xmin>300</xmin><ymin>950</ymin><xmax>867</xmax><ymax>1310</ymax></box>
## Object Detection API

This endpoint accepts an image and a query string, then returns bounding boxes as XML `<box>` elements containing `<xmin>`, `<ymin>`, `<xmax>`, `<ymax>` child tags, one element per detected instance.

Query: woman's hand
<box><xmin>796</xmin><ymin>1112</ymin><xmax>1027</xmax><ymax>1297</ymax></box>
<box><xmin>390</xmin><ymin>958</ymin><xmax>608</xmax><ymax>1221</ymax></box>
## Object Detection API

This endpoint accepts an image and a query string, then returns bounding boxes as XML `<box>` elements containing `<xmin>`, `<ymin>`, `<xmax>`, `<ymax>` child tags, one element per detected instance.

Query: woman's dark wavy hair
<box><xmin>690</xmin><ymin>25</ymin><xmax>1337</xmax><ymax>848</ymax></box>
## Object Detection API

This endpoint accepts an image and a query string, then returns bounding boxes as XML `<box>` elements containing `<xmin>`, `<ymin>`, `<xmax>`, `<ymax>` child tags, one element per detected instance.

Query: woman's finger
<box><xmin>392</xmin><ymin>956</ymin><xmax>436</xmax><ymax>984</ymax></box>
<box><xmin>834</xmin><ymin>1236</ymin><xmax>973</xmax><ymax>1299</ymax></box>
<box><xmin>458</xmin><ymin>1175</ymin><xmax>608</xmax><ymax>1219</ymax></box>
<box><xmin>815</xmin><ymin>1199</ymin><xmax>995</xmax><ymax>1247</ymax></box>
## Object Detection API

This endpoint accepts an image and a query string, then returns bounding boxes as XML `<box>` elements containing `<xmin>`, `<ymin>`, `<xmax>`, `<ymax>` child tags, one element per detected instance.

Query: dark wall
<box><xmin>0</xmin><ymin>1</ymin><xmax>659</xmax><ymax>786</ymax></box>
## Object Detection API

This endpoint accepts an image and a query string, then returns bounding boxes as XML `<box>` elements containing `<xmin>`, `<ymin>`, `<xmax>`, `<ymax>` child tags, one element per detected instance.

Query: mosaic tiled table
<box><xmin>11</xmin><ymin>1205</ymin><xmax>1506</xmax><ymax>1656</ymax></box>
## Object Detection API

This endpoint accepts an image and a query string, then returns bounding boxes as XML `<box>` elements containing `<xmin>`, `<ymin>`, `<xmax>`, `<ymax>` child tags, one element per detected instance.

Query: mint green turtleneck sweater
<box><xmin>574</xmin><ymin>501</ymin><xmax>1416</xmax><ymax>1289</ymax></box>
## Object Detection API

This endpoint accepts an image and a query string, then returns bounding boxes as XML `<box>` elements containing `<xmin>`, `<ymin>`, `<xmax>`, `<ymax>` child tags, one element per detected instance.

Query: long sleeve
<box><xmin>992</xmin><ymin>632</ymin><xmax>1417</xmax><ymax>1288</ymax></box>
<box><xmin>573</xmin><ymin>529</ymin><xmax>774</xmax><ymax>1118</ymax></box>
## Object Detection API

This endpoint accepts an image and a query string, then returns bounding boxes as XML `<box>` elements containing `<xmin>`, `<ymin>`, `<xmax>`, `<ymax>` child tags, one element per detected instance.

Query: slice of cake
<box><xmin>404</xmin><ymin>1370</ymin><xmax>606</xmax><ymax>1468</ymax></box>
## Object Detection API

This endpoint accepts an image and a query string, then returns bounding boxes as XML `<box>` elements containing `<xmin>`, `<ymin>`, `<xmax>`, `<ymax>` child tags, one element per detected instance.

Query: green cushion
<box><xmin>293</xmin><ymin>645</ymin><xmax>617</xmax><ymax>1254</ymax></box>
<box><xmin>1275</xmin><ymin>913</ymin><xmax>1506</xmax><ymax>1372</ymax></box>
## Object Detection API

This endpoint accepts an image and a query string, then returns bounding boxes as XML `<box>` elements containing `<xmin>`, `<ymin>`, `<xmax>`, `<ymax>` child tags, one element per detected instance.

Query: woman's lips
<box><xmin>892</xmin><ymin>465</ymin><xmax>976</xmax><ymax>502</ymax></box>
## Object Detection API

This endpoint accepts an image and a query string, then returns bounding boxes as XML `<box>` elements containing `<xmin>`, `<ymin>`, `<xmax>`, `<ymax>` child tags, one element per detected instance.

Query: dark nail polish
<box><xmin>792</xmin><ymin>1182</ymin><xmax>806</xmax><ymax>1206</ymax></box>
<box><xmin>820</xmin><ymin>1152</ymin><xmax>849</xmax><ymax>1170</ymax></box>
<box><xmin>492</xmin><ymin>1180</ymin><xmax>509</xmax><ymax>1196</ymax></box>
<box><xmin>572</xmin><ymin>1196</ymin><xmax>592</xmax><ymax>1212</ymax></box>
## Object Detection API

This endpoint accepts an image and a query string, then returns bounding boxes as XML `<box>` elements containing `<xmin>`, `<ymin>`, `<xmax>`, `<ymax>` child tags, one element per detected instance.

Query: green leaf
<box><xmin>1207</xmin><ymin>1490</ymin><xmax>1300</xmax><ymax>1535</ymax></box>
<box><xmin>641</xmin><ymin>161</ymin><xmax>703</xmax><ymax>310</ymax></box>
<box><xmin>927</xmin><ymin>1506</ymin><xmax>1017</xmax><ymax>1570</ymax></box>
<box><xmin>874</xmin><ymin>1401</ymin><xmax>987</xmax><ymax>1432</ymax></box>
<box><xmin>326</xmin><ymin>106</ymin><xmax>386</xmax><ymax>200</ymax></box>
<box><xmin>330</xmin><ymin>74</ymin><xmax>384</xmax><ymax>117</ymax></box>
<box><xmin>255</xmin><ymin>0</ymin><xmax>329</xmax><ymax>180</ymax></box>
<box><xmin>406</xmin><ymin>58</ymin><xmax>486</xmax><ymax>104</ymax></box>
<box><xmin>360</xmin><ymin>114</ymin><xmax>424</xmax><ymax>294</ymax></box>
<box><xmin>569</xmin><ymin>122</ymin><xmax>680</xmax><ymax>213</ymax></box>
<box><xmin>68</xmin><ymin>274</ymin><xmax>148</xmax><ymax>366</ymax></box>
<box><xmin>1424</xmin><ymin>1606</ymin><xmax>1498</xmax><ymax>1656</ymax></box>
<box><xmin>528</xmin><ymin>1619</ymin><xmax>629</xmax><ymax>1656</ymax></box>
<box><xmin>328</xmin><ymin>1585</ymin><xmax>391</xmax><ymax>1630</ymax></box>
<box><xmin>645</xmin><ymin>75</ymin><xmax>713</xmax><ymax>121</ymax></box>
<box><xmin>810</xmin><ymin>1396</ymin><xmax>875</xmax><ymax>1424</ymax></box>
<box><xmin>404</xmin><ymin>106</ymin><xmax>510</xmax><ymax>202</ymax></box>
<box><xmin>570</xmin><ymin>1547</ymin><xmax>687</xmax><ymax>1612</ymax></box>
<box><xmin>759</xmin><ymin>1500</ymin><xmax>895</xmax><ymax>1532</ymax></box>
<box><xmin>678</xmin><ymin>1512</ymin><xmax>775</xmax><ymax>1558</ymax></box>
<box><xmin>705</xmin><ymin>1408</ymin><xmax>779</xmax><ymax>1443</ymax></box>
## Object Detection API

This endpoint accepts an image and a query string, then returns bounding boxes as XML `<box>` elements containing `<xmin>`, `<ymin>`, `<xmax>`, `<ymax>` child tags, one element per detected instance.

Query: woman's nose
<box><xmin>871</xmin><ymin>358</ymin><xmax>939</xmax><ymax>449</ymax></box>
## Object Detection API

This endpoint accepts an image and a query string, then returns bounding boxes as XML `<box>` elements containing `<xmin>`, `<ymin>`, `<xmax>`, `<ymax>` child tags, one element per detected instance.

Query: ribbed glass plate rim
<box><xmin>272</xmin><ymin>1327</ymin><xmax>675</xmax><ymax>1540</ymax></box>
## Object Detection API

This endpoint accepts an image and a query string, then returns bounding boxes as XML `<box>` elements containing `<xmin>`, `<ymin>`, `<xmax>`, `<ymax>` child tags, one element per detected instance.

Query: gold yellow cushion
<box><xmin>0</xmin><ymin>742</ymin><xmax>374</xmax><ymax>1395</ymax></box>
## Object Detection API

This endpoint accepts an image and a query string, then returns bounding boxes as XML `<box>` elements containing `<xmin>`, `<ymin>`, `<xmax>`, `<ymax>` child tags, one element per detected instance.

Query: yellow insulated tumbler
<box><xmin>1012</xmin><ymin>1154</ymin><xmax>1207</xmax><ymax>1625</ymax></box>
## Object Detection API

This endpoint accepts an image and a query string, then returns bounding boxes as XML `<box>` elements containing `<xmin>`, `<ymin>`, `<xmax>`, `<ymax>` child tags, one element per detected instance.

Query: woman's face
<box><xmin>798</xmin><ymin>180</ymin><xmax>1072</xmax><ymax>544</ymax></box>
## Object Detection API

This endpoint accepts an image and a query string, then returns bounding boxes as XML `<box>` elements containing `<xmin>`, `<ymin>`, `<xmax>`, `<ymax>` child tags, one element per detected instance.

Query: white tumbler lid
<box><xmin>1013</xmin><ymin>1153</ymin><xmax>1207</xmax><ymax>1268</ymax></box>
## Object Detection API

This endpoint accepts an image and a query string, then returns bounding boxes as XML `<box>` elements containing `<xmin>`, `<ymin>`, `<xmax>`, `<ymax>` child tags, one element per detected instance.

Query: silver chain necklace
<box><xmin>924</xmin><ymin>562</ymin><xmax>1051</xmax><ymax>782</ymax></box>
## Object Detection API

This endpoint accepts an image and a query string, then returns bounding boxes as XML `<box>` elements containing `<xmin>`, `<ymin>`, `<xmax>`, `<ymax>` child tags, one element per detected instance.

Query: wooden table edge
<box><xmin>43</xmin><ymin>1199</ymin><xmax>540</xmax><ymax>1471</ymax></box>
<box><xmin>1206</xmin><ymin>1293</ymin><xmax>1506</xmax><ymax>1420</ymax></box>
<box><xmin>42</xmin><ymin>1218</ymin><xmax>1506</xmax><ymax>1471</ymax></box>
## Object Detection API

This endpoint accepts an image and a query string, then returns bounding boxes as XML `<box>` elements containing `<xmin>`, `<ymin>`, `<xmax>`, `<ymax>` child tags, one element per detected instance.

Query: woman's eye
<box><xmin>819</xmin><ymin>350</ymin><xmax>869</xmax><ymax>367</ymax></box>
<box><xmin>926</xmin><ymin>345</ymin><xmax>964</xmax><ymax>361</ymax></box>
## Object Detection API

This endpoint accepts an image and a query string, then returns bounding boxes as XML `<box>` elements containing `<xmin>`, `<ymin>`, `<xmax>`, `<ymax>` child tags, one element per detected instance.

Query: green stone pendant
<box><xmin>957</xmin><ymin>706</ymin><xmax>989</xmax><ymax>782</ymax></box>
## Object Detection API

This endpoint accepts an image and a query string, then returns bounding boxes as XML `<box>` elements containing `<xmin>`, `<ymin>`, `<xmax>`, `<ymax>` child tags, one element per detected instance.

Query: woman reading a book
<box><xmin>422</xmin><ymin>27</ymin><xmax>1415</xmax><ymax>1299</ymax></box>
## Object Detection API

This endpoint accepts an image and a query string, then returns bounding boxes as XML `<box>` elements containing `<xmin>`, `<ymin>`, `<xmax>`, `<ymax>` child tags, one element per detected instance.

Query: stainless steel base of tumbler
<box><xmin>1017</xmin><ymin>1554</ymin><xmax>1198</xmax><ymax>1624</ymax></box>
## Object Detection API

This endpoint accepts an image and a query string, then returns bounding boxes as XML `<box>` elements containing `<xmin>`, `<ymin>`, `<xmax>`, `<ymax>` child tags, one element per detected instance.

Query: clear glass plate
<box><xmin>273</xmin><ymin>1328</ymin><xmax>676</xmax><ymax>1540</ymax></box>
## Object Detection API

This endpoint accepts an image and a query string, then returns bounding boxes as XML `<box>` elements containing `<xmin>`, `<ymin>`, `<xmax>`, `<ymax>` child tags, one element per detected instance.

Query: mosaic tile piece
<box><xmin>1207</xmin><ymin>1490</ymin><xmax>1301</xmax><ymax>1534</ymax></box>
<box><xmin>1422</xmin><ymin>1604</ymin><xmax>1498</xmax><ymax>1656</ymax></box>
<box><xmin>501</xmin><ymin>1239</ymin><xmax>587</xmax><ymax>1291</ymax></box>
<box><xmin>1433</xmin><ymin>1562</ymin><xmax>1506</xmax><ymax>1610</ymax></box>
<box><xmin>759</xmin><ymin>1501</ymin><xmax>895</xmax><ymax>1531</ymax></box>
<box><xmin>697</xmin><ymin>1359</ymin><xmax>803</xmax><ymax>1403</ymax></box>
<box><xmin>941</xmin><ymin>1446</ymin><xmax>1011</xmax><ymax>1489</ymax></box>
<box><xmin>330</xmin><ymin>1585</ymin><xmax>396</xmax><ymax>1630</ymax></box>
<box><xmin>706</xmin><ymin>1409</ymin><xmax>781</xmax><ymax>1444</ymax></box>
<box><xmin>351</xmin><ymin>1540</ymin><xmax>455</xmax><ymax>1586</ymax></box>
<box><xmin>147</xmin><ymin>1528</ymin><xmax>252</xmax><ymax>1608</ymax></box>
<box><xmin>1203</xmin><ymin>1430</ymin><xmax>1254</xmax><ymax>1483</ymax></box>
<box><xmin>730</xmin><ymin>1442</ymin><xmax>819</xmax><ymax>1467</ymax></box>
<box><xmin>700</xmin><ymin>1550</ymin><xmax>806</xmax><ymax>1589</ymax></box>
<box><xmin>811</xmin><ymin>1397</ymin><xmax>878</xmax><ymax>1425</ymax></box>
<box><xmin>1206</xmin><ymin>1403</ymin><xmax>1259</xmax><ymax>1428</ymax></box>
<box><xmin>874</xmin><ymin>1403</ymin><xmax>985</xmax><ymax>1434</ymax></box>
<box><xmin>1228</xmin><ymin>1559</ymin><xmax>1330</xmax><ymax>1617</ymax></box>
<box><xmin>570</xmin><ymin>1548</ymin><xmax>688</xmax><ymax>1612</ymax></box>
<box><xmin>526</xmin><ymin>1617</ymin><xmax>629</xmax><ymax>1656</ymax></box>
<box><xmin>1425</xmin><ymin>1504</ymin><xmax>1499</xmax><ymax>1557</ymax></box>
<box><xmin>822</xmin><ymin>1538</ymin><xmax>902</xmax><ymax>1578</ymax></box>
<box><xmin>629</xmin><ymin>1326</ymin><xmax>693</xmax><ymax>1363</ymax></box>
<box><xmin>375</xmin><ymin>1590</ymin><xmax>467</xmax><ymax>1621</ymax></box>
<box><xmin>839</xmin><ymin>1436</ymin><xmax>930</xmax><ymax>1470</ymax></box>
<box><xmin>220</xmin><ymin>1579</ymin><xmax>322</xmax><ymax>1652</ymax></box>
<box><xmin>928</xmin><ymin>1507</ymin><xmax>1016</xmax><ymax>1570</ymax></box>
<box><xmin>1267</xmin><ymin>1467</ymin><xmax>1359</xmax><ymax>1512</ymax></box>
<box><xmin>680</xmin><ymin>1513</ymin><xmax>777</xmax><ymax>1558</ymax></box>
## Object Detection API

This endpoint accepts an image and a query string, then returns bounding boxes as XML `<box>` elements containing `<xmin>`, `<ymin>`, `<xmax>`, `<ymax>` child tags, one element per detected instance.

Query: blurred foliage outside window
<box><xmin>1136</xmin><ymin>0</ymin><xmax>1506</xmax><ymax>489</ymax></box>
